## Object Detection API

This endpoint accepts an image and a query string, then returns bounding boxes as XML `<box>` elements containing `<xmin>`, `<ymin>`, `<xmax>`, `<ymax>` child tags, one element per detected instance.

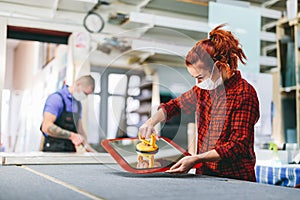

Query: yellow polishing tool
<box><xmin>136</xmin><ymin>133</ymin><xmax>159</xmax><ymax>154</ymax></box>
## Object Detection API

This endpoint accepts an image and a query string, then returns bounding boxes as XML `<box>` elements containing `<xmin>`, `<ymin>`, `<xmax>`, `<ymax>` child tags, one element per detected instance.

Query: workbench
<box><xmin>0</xmin><ymin>152</ymin><xmax>300</xmax><ymax>200</ymax></box>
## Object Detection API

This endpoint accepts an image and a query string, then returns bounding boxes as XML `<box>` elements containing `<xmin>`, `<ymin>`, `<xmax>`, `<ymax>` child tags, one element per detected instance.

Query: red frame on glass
<box><xmin>101</xmin><ymin>137</ymin><xmax>192</xmax><ymax>174</ymax></box>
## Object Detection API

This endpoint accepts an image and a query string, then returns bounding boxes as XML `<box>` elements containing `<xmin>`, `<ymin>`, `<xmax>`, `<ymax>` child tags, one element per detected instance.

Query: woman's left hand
<box><xmin>165</xmin><ymin>155</ymin><xmax>199</xmax><ymax>174</ymax></box>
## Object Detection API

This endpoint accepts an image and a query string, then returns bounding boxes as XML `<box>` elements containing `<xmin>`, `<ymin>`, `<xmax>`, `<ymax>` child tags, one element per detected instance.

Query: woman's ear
<box><xmin>215</xmin><ymin>61</ymin><xmax>232</xmax><ymax>78</ymax></box>
<box><xmin>213</xmin><ymin>61</ymin><xmax>223</xmax><ymax>74</ymax></box>
<box><xmin>224</xmin><ymin>63</ymin><xmax>232</xmax><ymax>78</ymax></box>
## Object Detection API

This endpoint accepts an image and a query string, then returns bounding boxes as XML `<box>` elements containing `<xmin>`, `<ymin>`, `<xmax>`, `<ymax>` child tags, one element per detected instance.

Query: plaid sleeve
<box><xmin>159</xmin><ymin>86</ymin><xmax>198</xmax><ymax>121</ymax></box>
<box><xmin>215</xmin><ymin>89</ymin><xmax>260</xmax><ymax>160</ymax></box>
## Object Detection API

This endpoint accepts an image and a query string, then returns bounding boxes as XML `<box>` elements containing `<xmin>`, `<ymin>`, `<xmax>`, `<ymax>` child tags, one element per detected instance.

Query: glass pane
<box><xmin>90</xmin><ymin>72</ymin><xmax>101</xmax><ymax>93</ymax></box>
<box><xmin>107</xmin><ymin>96</ymin><xmax>125</xmax><ymax>139</ymax></box>
<box><xmin>87</xmin><ymin>95</ymin><xmax>101</xmax><ymax>143</ymax></box>
<box><xmin>126</xmin><ymin>126</ymin><xmax>138</xmax><ymax>138</ymax></box>
<box><xmin>128</xmin><ymin>75</ymin><xmax>141</xmax><ymax>88</ymax></box>
<box><xmin>106</xmin><ymin>138</ymin><xmax>185</xmax><ymax>171</ymax></box>
<box><xmin>126</xmin><ymin>97</ymin><xmax>140</xmax><ymax>112</ymax></box>
<box><xmin>127</xmin><ymin>113</ymin><xmax>139</xmax><ymax>125</ymax></box>
<box><xmin>108</xmin><ymin>73</ymin><xmax>128</xmax><ymax>95</ymax></box>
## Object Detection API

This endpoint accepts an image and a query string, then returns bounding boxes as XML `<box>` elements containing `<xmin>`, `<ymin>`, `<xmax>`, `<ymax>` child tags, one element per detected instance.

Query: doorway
<box><xmin>1</xmin><ymin>26</ymin><xmax>70</xmax><ymax>152</ymax></box>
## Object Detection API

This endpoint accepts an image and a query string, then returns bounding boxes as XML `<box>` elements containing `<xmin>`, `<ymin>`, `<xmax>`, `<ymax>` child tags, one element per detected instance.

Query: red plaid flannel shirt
<box><xmin>160</xmin><ymin>71</ymin><xmax>260</xmax><ymax>182</ymax></box>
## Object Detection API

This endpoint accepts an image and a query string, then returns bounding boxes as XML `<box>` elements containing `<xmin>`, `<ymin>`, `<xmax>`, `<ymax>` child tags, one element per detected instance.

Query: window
<box><xmin>89</xmin><ymin>67</ymin><xmax>144</xmax><ymax>144</ymax></box>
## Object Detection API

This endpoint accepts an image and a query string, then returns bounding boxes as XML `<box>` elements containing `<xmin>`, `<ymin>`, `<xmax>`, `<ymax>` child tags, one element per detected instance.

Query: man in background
<box><xmin>41</xmin><ymin>75</ymin><xmax>96</xmax><ymax>152</ymax></box>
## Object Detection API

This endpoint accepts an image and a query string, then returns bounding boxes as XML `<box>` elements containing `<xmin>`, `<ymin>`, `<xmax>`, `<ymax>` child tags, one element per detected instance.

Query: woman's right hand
<box><xmin>139</xmin><ymin>120</ymin><xmax>157</xmax><ymax>139</ymax></box>
<box><xmin>138</xmin><ymin>109</ymin><xmax>166</xmax><ymax>139</ymax></box>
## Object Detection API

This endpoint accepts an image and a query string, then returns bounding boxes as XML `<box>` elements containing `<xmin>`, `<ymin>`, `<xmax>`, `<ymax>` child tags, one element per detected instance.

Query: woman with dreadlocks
<box><xmin>139</xmin><ymin>24</ymin><xmax>260</xmax><ymax>182</ymax></box>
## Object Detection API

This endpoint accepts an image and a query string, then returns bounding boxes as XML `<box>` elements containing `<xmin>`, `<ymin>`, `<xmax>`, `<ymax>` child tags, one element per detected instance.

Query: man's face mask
<box><xmin>196</xmin><ymin>64</ymin><xmax>223</xmax><ymax>90</ymax></box>
<box><xmin>73</xmin><ymin>85</ymin><xmax>87</xmax><ymax>101</ymax></box>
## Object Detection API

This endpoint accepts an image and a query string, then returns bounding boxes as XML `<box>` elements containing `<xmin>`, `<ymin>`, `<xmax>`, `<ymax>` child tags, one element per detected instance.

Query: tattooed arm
<box><xmin>41</xmin><ymin>112</ymin><xmax>71</xmax><ymax>139</ymax></box>
<box><xmin>41</xmin><ymin>112</ymin><xmax>83</xmax><ymax>145</ymax></box>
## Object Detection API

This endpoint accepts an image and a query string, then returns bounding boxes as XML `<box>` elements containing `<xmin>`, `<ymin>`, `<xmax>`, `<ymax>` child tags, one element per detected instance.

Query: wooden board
<box><xmin>0</xmin><ymin>152</ymin><xmax>116</xmax><ymax>165</ymax></box>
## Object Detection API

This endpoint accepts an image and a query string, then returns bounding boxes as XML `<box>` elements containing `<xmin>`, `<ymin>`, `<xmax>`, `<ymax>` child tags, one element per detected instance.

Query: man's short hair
<box><xmin>76</xmin><ymin>75</ymin><xmax>95</xmax><ymax>91</ymax></box>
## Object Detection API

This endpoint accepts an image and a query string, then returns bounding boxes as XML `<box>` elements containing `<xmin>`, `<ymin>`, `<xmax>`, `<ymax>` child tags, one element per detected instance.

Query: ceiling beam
<box><xmin>251</xmin><ymin>6</ymin><xmax>282</xmax><ymax>19</ymax></box>
<box><xmin>51</xmin><ymin>0</ymin><xmax>60</xmax><ymax>18</ymax></box>
<box><xmin>128</xmin><ymin>12</ymin><xmax>209</xmax><ymax>33</ymax></box>
<box><xmin>137</xmin><ymin>0</ymin><xmax>152</xmax><ymax>12</ymax></box>
<box><xmin>260</xmin><ymin>31</ymin><xmax>276</xmax><ymax>42</ymax></box>
<box><xmin>260</xmin><ymin>55</ymin><xmax>277</xmax><ymax>66</ymax></box>
<box><xmin>262</xmin><ymin>21</ymin><xmax>277</xmax><ymax>31</ymax></box>
<box><xmin>262</xmin><ymin>43</ymin><xmax>277</xmax><ymax>56</ymax></box>
<box><xmin>127</xmin><ymin>11</ymin><xmax>277</xmax><ymax>43</ymax></box>
<box><xmin>131</xmin><ymin>38</ymin><xmax>191</xmax><ymax>57</ymax></box>
<box><xmin>262</xmin><ymin>0</ymin><xmax>281</xmax><ymax>8</ymax></box>
<box><xmin>4</xmin><ymin>13</ymin><xmax>85</xmax><ymax>33</ymax></box>
<box><xmin>0</xmin><ymin>2</ymin><xmax>53</xmax><ymax>19</ymax></box>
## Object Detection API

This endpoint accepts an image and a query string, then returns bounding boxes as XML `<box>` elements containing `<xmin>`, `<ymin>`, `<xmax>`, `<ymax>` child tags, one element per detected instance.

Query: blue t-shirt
<box><xmin>43</xmin><ymin>85</ymin><xmax>82</xmax><ymax>120</ymax></box>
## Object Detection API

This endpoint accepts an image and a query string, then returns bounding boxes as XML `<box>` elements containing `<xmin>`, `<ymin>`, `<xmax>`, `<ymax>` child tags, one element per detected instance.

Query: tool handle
<box><xmin>138</xmin><ymin>132</ymin><xmax>157</xmax><ymax>148</ymax></box>
<box><xmin>138</xmin><ymin>132</ymin><xmax>150</xmax><ymax>145</ymax></box>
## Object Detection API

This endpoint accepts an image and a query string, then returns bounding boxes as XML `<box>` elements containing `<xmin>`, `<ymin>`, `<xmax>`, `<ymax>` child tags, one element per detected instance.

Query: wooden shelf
<box><xmin>280</xmin><ymin>86</ymin><xmax>297</xmax><ymax>93</ymax></box>
<box><xmin>274</xmin><ymin>15</ymin><xmax>300</xmax><ymax>144</ymax></box>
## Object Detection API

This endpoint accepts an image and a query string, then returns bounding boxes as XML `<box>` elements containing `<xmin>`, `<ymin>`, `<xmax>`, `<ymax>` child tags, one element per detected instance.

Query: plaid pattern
<box><xmin>255</xmin><ymin>164</ymin><xmax>300</xmax><ymax>187</ymax></box>
<box><xmin>160</xmin><ymin>71</ymin><xmax>260</xmax><ymax>181</ymax></box>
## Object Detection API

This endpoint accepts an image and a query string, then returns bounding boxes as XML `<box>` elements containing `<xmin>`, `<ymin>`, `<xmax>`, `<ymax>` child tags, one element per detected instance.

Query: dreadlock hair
<box><xmin>186</xmin><ymin>24</ymin><xmax>247</xmax><ymax>77</ymax></box>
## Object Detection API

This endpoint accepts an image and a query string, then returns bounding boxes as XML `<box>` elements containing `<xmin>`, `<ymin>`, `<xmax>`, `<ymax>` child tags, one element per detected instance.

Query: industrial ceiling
<box><xmin>0</xmin><ymin>0</ymin><xmax>292</xmax><ymax>71</ymax></box>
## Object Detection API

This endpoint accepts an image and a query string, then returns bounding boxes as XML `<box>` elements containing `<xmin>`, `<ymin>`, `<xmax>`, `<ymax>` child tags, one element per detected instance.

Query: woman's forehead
<box><xmin>187</xmin><ymin>63</ymin><xmax>210</xmax><ymax>77</ymax></box>
<box><xmin>188</xmin><ymin>60</ymin><xmax>210</xmax><ymax>71</ymax></box>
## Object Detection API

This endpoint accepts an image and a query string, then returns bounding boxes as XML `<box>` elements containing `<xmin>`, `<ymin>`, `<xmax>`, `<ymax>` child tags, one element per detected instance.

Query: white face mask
<box><xmin>73</xmin><ymin>90</ymin><xmax>87</xmax><ymax>101</ymax></box>
<box><xmin>196</xmin><ymin>65</ymin><xmax>223</xmax><ymax>90</ymax></box>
